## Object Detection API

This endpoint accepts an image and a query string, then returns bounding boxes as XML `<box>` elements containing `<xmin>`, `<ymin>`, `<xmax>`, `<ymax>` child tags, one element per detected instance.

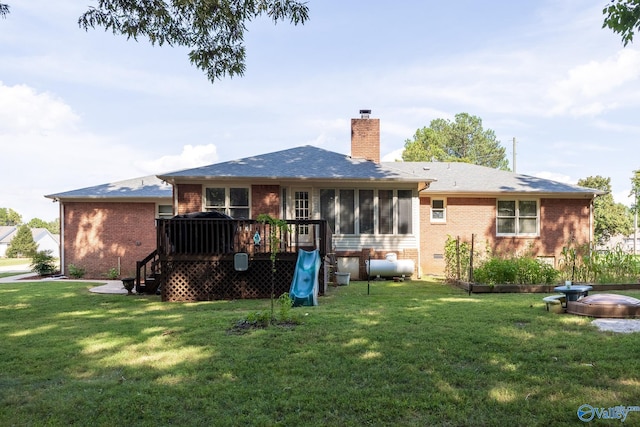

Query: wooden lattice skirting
<box><xmin>160</xmin><ymin>254</ymin><xmax>319</xmax><ymax>302</ymax></box>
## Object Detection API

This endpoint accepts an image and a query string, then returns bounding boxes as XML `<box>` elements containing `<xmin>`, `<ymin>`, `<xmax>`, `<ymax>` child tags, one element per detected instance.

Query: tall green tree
<box><xmin>6</xmin><ymin>225</ymin><xmax>37</xmax><ymax>258</ymax></box>
<box><xmin>78</xmin><ymin>0</ymin><xmax>309</xmax><ymax>83</ymax></box>
<box><xmin>27</xmin><ymin>218</ymin><xmax>60</xmax><ymax>235</ymax></box>
<box><xmin>631</xmin><ymin>169</ymin><xmax>640</xmax><ymax>214</ymax></box>
<box><xmin>578</xmin><ymin>175</ymin><xmax>633</xmax><ymax>244</ymax></box>
<box><xmin>0</xmin><ymin>208</ymin><xmax>22</xmax><ymax>226</ymax></box>
<box><xmin>402</xmin><ymin>113</ymin><xmax>510</xmax><ymax>170</ymax></box>
<box><xmin>603</xmin><ymin>0</ymin><xmax>640</xmax><ymax>45</ymax></box>
<box><xmin>631</xmin><ymin>169</ymin><xmax>640</xmax><ymax>253</ymax></box>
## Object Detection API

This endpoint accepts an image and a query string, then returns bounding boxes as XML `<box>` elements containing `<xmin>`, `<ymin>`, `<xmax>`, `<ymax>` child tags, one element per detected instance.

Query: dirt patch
<box><xmin>592</xmin><ymin>319</ymin><xmax>640</xmax><ymax>334</ymax></box>
<box><xmin>226</xmin><ymin>319</ymin><xmax>299</xmax><ymax>335</ymax></box>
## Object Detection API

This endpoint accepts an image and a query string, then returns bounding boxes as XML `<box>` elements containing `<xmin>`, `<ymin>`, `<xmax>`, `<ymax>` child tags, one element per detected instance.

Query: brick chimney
<box><xmin>351</xmin><ymin>109</ymin><xmax>380</xmax><ymax>163</ymax></box>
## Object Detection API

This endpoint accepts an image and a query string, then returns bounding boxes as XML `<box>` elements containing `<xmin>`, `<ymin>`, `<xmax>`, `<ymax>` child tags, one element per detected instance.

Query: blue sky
<box><xmin>1</xmin><ymin>0</ymin><xmax>639</xmax><ymax>222</ymax></box>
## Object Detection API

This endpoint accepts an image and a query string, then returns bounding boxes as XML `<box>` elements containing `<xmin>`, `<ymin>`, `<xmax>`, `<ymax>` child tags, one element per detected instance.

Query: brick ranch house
<box><xmin>46</xmin><ymin>112</ymin><xmax>600</xmax><ymax>281</ymax></box>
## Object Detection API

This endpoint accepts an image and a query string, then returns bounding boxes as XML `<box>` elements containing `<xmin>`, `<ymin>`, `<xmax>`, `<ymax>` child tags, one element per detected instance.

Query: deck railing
<box><xmin>134</xmin><ymin>218</ymin><xmax>332</xmax><ymax>300</ymax></box>
<box><xmin>156</xmin><ymin>218</ymin><xmax>332</xmax><ymax>258</ymax></box>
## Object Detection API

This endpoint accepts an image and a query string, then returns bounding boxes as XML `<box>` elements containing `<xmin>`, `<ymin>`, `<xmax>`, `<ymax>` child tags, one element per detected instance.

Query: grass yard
<box><xmin>1</xmin><ymin>279</ymin><xmax>639</xmax><ymax>426</ymax></box>
<box><xmin>0</xmin><ymin>258</ymin><xmax>31</xmax><ymax>279</ymax></box>
<box><xmin>0</xmin><ymin>258</ymin><xmax>30</xmax><ymax>267</ymax></box>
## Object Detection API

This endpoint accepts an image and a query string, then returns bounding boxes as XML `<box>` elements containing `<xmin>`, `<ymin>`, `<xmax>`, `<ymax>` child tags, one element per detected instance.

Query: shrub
<box><xmin>30</xmin><ymin>250</ymin><xmax>57</xmax><ymax>276</ymax></box>
<box><xmin>559</xmin><ymin>242</ymin><xmax>640</xmax><ymax>284</ymax></box>
<box><xmin>68</xmin><ymin>264</ymin><xmax>86</xmax><ymax>279</ymax></box>
<box><xmin>107</xmin><ymin>267</ymin><xmax>119</xmax><ymax>280</ymax></box>
<box><xmin>473</xmin><ymin>256</ymin><xmax>559</xmax><ymax>285</ymax></box>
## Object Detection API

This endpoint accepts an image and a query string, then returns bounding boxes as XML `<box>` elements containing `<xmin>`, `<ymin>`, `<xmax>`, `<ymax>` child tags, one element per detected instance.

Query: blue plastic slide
<box><xmin>289</xmin><ymin>249</ymin><xmax>320</xmax><ymax>306</ymax></box>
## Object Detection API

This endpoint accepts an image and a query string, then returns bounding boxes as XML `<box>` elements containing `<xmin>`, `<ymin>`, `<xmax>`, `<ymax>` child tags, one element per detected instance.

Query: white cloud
<box><xmin>0</xmin><ymin>82</ymin><xmax>141</xmax><ymax>221</ymax></box>
<box><xmin>613</xmin><ymin>189</ymin><xmax>635</xmax><ymax>207</ymax></box>
<box><xmin>136</xmin><ymin>144</ymin><xmax>219</xmax><ymax>175</ymax></box>
<box><xmin>382</xmin><ymin>148</ymin><xmax>404</xmax><ymax>162</ymax></box>
<box><xmin>0</xmin><ymin>83</ymin><xmax>79</xmax><ymax>133</ymax></box>
<box><xmin>548</xmin><ymin>49</ymin><xmax>640</xmax><ymax>116</ymax></box>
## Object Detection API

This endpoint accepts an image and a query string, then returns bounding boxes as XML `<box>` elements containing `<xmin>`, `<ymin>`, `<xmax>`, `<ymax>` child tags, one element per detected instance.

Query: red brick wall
<box><xmin>177</xmin><ymin>184</ymin><xmax>202</xmax><ymax>214</ymax></box>
<box><xmin>420</xmin><ymin>196</ymin><xmax>593</xmax><ymax>275</ymax></box>
<box><xmin>62</xmin><ymin>202</ymin><xmax>157</xmax><ymax>278</ymax></box>
<box><xmin>251</xmin><ymin>185</ymin><xmax>280</xmax><ymax>218</ymax></box>
<box><xmin>351</xmin><ymin>118</ymin><xmax>380</xmax><ymax>163</ymax></box>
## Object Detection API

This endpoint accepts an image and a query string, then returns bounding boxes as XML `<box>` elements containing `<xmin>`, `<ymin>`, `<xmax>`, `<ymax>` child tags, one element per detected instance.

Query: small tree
<box><xmin>31</xmin><ymin>250</ymin><xmax>57</xmax><ymax>276</ymax></box>
<box><xmin>256</xmin><ymin>213</ymin><xmax>289</xmax><ymax>323</ymax></box>
<box><xmin>6</xmin><ymin>225</ymin><xmax>37</xmax><ymax>258</ymax></box>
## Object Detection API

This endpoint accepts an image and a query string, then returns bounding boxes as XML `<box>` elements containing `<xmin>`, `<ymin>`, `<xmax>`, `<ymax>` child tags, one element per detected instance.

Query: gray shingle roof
<box><xmin>47</xmin><ymin>147</ymin><xmax>602</xmax><ymax>200</ymax></box>
<box><xmin>158</xmin><ymin>146</ymin><xmax>424</xmax><ymax>182</ymax></box>
<box><xmin>387</xmin><ymin>161</ymin><xmax>602</xmax><ymax>195</ymax></box>
<box><xmin>46</xmin><ymin>175</ymin><xmax>172</xmax><ymax>200</ymax></box>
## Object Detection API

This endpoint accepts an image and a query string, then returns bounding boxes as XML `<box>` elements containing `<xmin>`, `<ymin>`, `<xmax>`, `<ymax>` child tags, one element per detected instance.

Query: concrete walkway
<box><xmin>0</xmin><ymin>265</ymin><xmax>128</xmax><ymax>294</ymax></box>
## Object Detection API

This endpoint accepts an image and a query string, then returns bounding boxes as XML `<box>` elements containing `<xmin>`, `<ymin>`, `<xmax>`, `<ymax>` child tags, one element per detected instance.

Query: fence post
<box><xmin>469</xmin><ymin>234</ymin><xmax>475</xmax><ymax>284</ymax></box>
<box><xmin>456</xmin><ymin>236</ymin><xmax>461</xmax><ymax>281</ymax></box>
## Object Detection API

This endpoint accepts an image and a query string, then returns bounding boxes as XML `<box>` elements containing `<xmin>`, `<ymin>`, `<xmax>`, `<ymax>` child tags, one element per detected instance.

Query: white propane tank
<box><xmin>365</xmin><ymin>253</ymin><xmax>414</xmax><ymax>277</ymax></box>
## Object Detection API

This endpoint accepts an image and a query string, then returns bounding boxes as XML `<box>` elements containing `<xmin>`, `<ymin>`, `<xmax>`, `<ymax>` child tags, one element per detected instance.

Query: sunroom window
<box><xmin>321</xmin><ymin>188</ymin><xmax>413</xmax><ymax>235</ymax></box>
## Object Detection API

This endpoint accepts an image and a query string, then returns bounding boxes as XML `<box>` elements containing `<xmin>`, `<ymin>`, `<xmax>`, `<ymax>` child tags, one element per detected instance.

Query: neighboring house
<box><xmin>0</xmin><ymin>226</ymin><xmax>60</xmax><ymax>258</ymax></box>
<box><xmin>0</xmin><ymin>226</ymin><xmax>16</xmax><ymax>257</ymax></box>
<box><xmin>46</xmin><ymin>112</ymin><xmax>601</xmax><ymax>280</ymax></box>
<box><xmin>46</xmin><ymin>175</ymin><xmax>173</xmax><ymax>278</ymax></box>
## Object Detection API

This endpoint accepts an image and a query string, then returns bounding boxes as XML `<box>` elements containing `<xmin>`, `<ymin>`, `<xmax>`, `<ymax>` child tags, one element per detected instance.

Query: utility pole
<box><xmin>512</xmin><ymin>137</ymin><xmax>517</xmax><ymax>173</ymax></box>
<box><xmin>634</xmin><ymin>190</ymin><xmax>638</xmax><ymax>255</ymax></box>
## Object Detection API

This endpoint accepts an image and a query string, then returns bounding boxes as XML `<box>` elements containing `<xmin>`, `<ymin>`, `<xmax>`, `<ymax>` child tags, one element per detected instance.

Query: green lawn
<box><xmin>0</xmin><ymin>258</ymin><xmax>31</xmax><ymax>278</ymax></box>
<box><xmin>1</xmin><ymin>280</ymin><xmax>639</xmax><ymax>426</ymax></box>
<box><xmin>0</xmin><ymin>257</ymin><xmax>30</xmax><ymax>267</ymax></box>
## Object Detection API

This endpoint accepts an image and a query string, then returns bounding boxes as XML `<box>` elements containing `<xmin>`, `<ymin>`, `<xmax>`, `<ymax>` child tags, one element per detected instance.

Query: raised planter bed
<box><xmin>455</xmin><ymin>282</ymin><xmax>640</xmax><ymax>294</ymax></box>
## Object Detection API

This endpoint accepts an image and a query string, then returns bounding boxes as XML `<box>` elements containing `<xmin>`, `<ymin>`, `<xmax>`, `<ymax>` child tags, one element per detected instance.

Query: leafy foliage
<box><xmin>67</xmin><ymin>264</ymin><xmax>86</xmax><ymax>279</ymax></box>
<box><xmin>603</xmin><ymin>0</ymin><xmax>640</xmax><ymax>46</ymax></box>
<box><xmin>27</xmin><ymin>218</ymin><xmax>60</xmax><ymax>234</ymax></box>
<box><xmin>402</xmin><ymin>113</ymin><xmax>510</xmax><ymax>170</ymax></box>
<box><xmin>473</xmin><ymin>256</ymin><xmax>558</xmax><ymax>286</ymax></box>
<box><xmin>0</xmin><ymin>3</ymin><xmax>8</xmax><ymax>18</ymax></box>
<box><xmin>233</xmin><ymin>292</ymin><xmax>300</xmax><ymax>332</ymax></box>
<box><xmin>0</xmin><ymin>207</ymin><xmax>22</xmax><ymax>226</ymax></box>
<box><xmin>6</xmin><ymin>225</ymin><xmax>37</xmax><ymax>258</ymax></box>
<box><xmin>444</xmin><ymin>235</ymin><xmax>473</xmax><ymax>282</ymax></box>
<box><xmin>107</xmin><ymin>267</ymin><xmax>119</xmax><ymax>280</ymax></box>
<box><xmin>578</xmin><ymin>175</ymin><xmax>633</xmax><ymax>244</ymax></box>
<box><xmin>559</xmin><ymin>241</ymin><xmax>640</xmax><ymax>284</ymax></box>
<box><xmin>256</xmin><ymin>213</ymin><xmax>291</xmax><ymax>322</ymax></box>
<box><xmin>78</xmin><ymin>0</ymin><xmax>309</xmax><ymax>83</ymax></box>
<box><xmin>30</xmin><ymin>250</ymin><xmax>57</xmax><ymax>276</ymax></box>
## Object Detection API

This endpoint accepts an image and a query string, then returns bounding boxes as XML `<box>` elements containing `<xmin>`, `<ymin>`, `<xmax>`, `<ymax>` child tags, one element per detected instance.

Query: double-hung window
<box><xmin>431</xmin><ymin>199</ymin><xmax>446</xmax><ymax>222</ymax></box>
<box><xmin>205</xmin><ymin>187</ymin><xmax>250</xmax><ymax>218</ymax></box>
<box><xmin>497</xmin><ymin>200</ymin><xmax>538</xmax><ymax>236</ymax></box>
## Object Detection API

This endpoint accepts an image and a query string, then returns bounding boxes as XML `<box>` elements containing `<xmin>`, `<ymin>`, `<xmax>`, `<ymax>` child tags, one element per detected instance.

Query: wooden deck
<box><xmin>137</xmin><ymin>218</ymin><xmax>332</xmax><ymax>301</ymax></box>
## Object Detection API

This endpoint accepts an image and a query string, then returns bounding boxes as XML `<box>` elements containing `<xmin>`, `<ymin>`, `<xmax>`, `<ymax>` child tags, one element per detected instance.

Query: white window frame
<box><xmin>320</xmin><ymin>188</ymin><xmax>414</xmax><ymax>235</ymax></box>
<box><xmin>496</xmin><ymin>199</ymin><xmax>539</xmax><ymax>237</ymax></box>
<box><xmin>203</xmin><ymin>186</ymin><xmax>251</xmax><ymax>218</ymax></box>
<box><xmin>157</xmin><ymin>204</ymin><xmax>174</xmax><ymax>219</ymax></box>
<box><xmin>430</xmin><ymin>198</ymin><xmax>446</xmax><ymax>223</ymax></box>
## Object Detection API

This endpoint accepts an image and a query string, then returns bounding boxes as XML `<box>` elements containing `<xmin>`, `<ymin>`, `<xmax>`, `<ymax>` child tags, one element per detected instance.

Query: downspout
<box><xmin>59</xmin><ymin>201</ymin><xmax>65</xmax><ymax>275</ymax></box>
<box><xmin>589</xmin><ymin>195</ymin><xmax>595</xmax><ymax>251</ymax></box>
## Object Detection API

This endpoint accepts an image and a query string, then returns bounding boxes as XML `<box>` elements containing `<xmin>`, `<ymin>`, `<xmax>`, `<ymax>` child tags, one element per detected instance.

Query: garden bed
<box><xmin>456</xmin><ymin>282</ymin><xmax>640</xmax><ymax>294</ymax></box>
